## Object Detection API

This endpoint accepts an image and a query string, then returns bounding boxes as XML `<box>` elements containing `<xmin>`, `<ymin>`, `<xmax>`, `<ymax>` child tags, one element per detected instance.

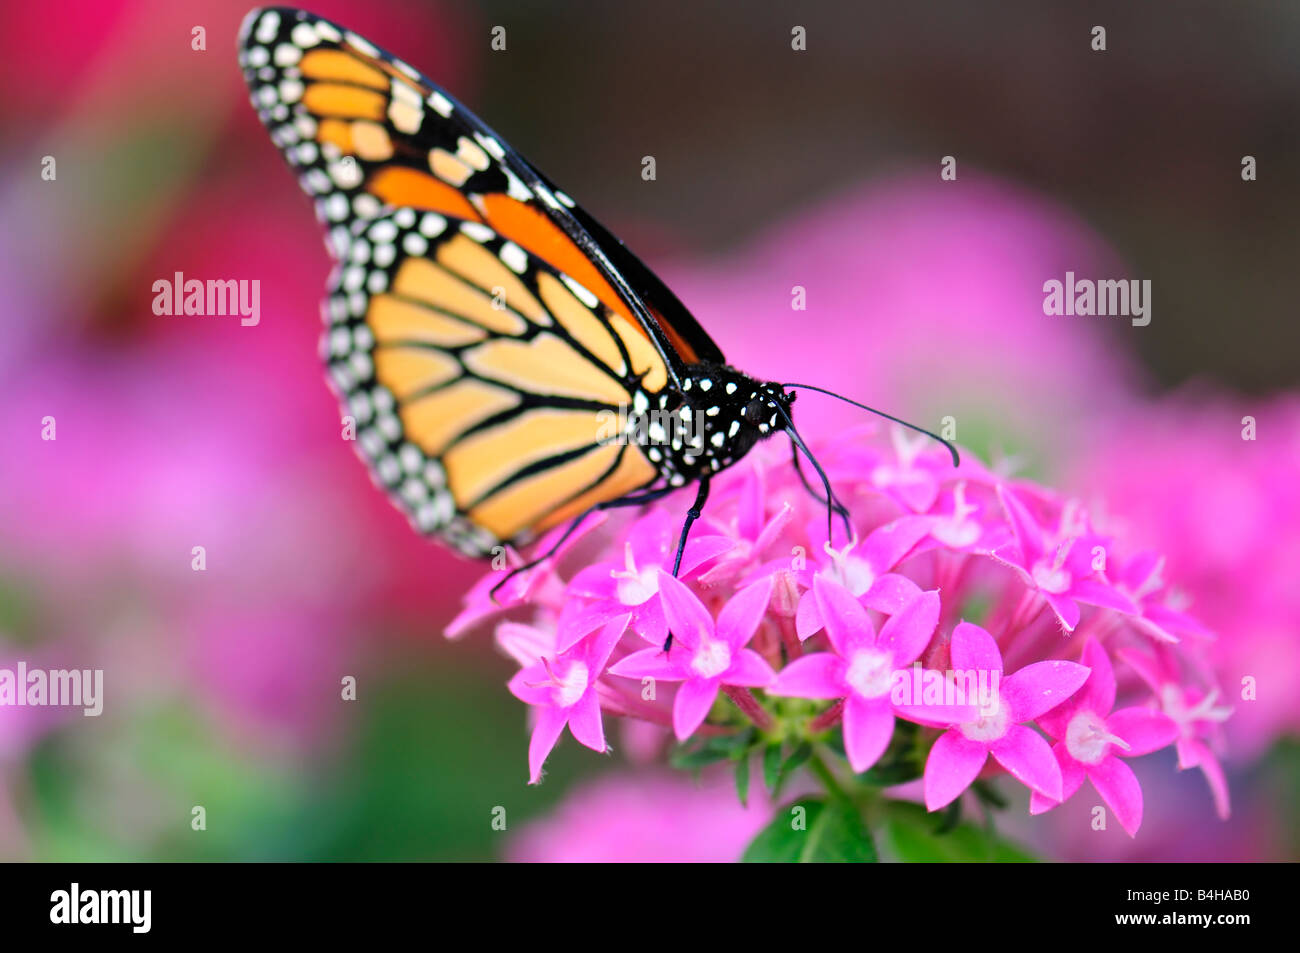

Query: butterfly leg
<box><xmin>663</xmin><ymin>474</ymin><xmax>712</xmax><ymax>653</ymax></box>
<box><xmin>489</xmin><ymin>484</ymin><xmax>677</xmax><ymax>602</ymax></box>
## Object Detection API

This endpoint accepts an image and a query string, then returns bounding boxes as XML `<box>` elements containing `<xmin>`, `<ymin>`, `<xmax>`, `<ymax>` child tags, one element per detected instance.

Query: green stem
<box><xmin>807</xmin><ymin>748</ymin><xmax>852</xmax><ymax>803</ymax></box>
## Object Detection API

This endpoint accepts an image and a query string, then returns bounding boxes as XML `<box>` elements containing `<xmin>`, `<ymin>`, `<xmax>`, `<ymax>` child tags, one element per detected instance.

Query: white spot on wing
<box><xmin>460</xmin><ymin>222</ymin><xmax>495</xmax><ymax>244</ymax></box>
<box><xmin>561</xmin><ymin>275</ymin><xmax>598</xmax><ymax>308</ymax></box>
<box><xmin>291</xmin><ymin>22</ymin><xmax>320</xmax><ymax>49</ymax></box>
<box><xmin>428</xmin><ymin>91</ymin><xmax>454</xmax><ymax>117</ymax></box>
<box><xmin>499</xmin><ymin>242</ymin><xmax>528</xmax><ymax>274</ymax></box>
<box><xmin>345</xmin><ymin>31</ymin><xmax>381</xmax><ymax>58</ymax></box>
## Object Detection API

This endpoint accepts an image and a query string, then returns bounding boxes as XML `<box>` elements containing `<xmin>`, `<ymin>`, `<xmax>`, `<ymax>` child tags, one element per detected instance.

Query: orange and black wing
<box><xmin>237</xmin><ymin>7</ymin><xmax>734</xmax><ymax>553</ymax></box>
<box><xmin>319</xmin><ymin>207</ymin><xmax>663</xmax><ymax>554</ymax></box>
<box><xmin>237</xmin><ymin>6</ymin><xmax>724</xmax><ymax>379</ymax></box>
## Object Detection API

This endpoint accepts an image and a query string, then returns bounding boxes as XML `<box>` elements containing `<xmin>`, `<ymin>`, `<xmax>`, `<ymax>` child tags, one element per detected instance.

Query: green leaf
<box><xmin>742</xmin><ymin>797</ymin><xmax>879</xmax><ymax>863</ymax></box>
<box><xmin>669</xmin><ymin>744</ymin><xmax>730</xmax><ymax>771</ymax></box>
<box><xmin>762</xmin><ymin>742</ymin><xmax>783</xmax><ymax>791</ymax></box>
<box><xmin>972</xmin><ymin>779</ymin><xmax>1009</xmax><ymax>809</ymax></box>
<box><xmin>735</xmin><ymin>753</ymin><xmax>751</xmax><ymax>807</ymax></box>
<box><xmin>857</xmin><ymin>758</ymin><xmax>924</xmax><ymax>786</ymax></box>
<box><xmin>879</xmin><ymin>802</ymin><xmax>1038</xmax><ymax>862</ymax></box>
<box><xmin>934</xmin><ymin>798</ymin><xmax>962</xmax><ymax>835</ymax></box>
<box><xmin>774</xmin><ymin>741</ymin><xmax>812</xmax><ymax>796</ymax></box>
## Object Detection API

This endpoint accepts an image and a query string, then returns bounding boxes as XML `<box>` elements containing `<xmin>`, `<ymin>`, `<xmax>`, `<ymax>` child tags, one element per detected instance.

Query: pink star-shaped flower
<box><xmin>1029</xmin><ymin>639</ymin><xmax>1180</xmax><ymax>835</ymax></box>
<box><xmin>507</xmin><ymin>613</ymin><xmax>630</xmax><ymax>783</ymax></box>
<box><xmin>923</xmin><ymin>621</ymin><xmax>1091</xmax><ymax>811</ymax></box>
<box><xmin>992</xmin><ymin>486</ymin><xmax>1137</xmax><ymax>631</ymax></box>
<box><xmin>562</xmin><ymin>508</ymin><xmax>733</xmax><ymax>650</ymax></box>
<box><xmin>917</xmin><ymin>481</ymin><xmax>1012</xmax><ymax>555</ymax></box>
<box><xmin>1120</xmin><ymin>644</ymin><xmax>1232</xmax><ymax>819</ymax></box>
<box><xmin>608</xmin><ymin>572</ymin><xmax>777</xmax><ymax>740</ymax></box>
<box><xmin>771</xmin><ymin>577</ymin><xmax>970</xmax><ymax>772</ymax></box>
<box><xmin>446</xmin><ymin>513</ymin><xmax>607</xmax><ymax>639</ymax></box>
<box><xmin>695</xmin><ymin>467</ymin><xmax>795</xmax><ymax>586</ymax></box>
<box><xmin>794</xmin><ymin>514</ymin><xmax>934</xmax><ymax>639</ymax></box>
<box><xmin>1112</xmin><ymin>550</ymin><xmax>1216</xmax><ymax>644</ymax></box>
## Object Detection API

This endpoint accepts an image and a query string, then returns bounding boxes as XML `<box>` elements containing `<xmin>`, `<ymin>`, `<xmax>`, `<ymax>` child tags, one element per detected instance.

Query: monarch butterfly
<box><xmin>238</xmin><ymin>7</ymin><xmax>956</xmax><ymax>605</ymax></box>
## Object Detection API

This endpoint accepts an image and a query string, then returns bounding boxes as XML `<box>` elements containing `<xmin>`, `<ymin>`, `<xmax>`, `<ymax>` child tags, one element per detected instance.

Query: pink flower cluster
<box><xmin>451</xmin><ymin>426</ymin><xmax>1230</xmax><ymax>837</ymax></box>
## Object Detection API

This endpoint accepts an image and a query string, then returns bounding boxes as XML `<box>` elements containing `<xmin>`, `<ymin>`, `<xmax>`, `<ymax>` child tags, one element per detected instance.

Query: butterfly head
<box><xmin>665</xmin><ymin>367</ymin><xmax>791</xmax><ymax>478</ymax></box>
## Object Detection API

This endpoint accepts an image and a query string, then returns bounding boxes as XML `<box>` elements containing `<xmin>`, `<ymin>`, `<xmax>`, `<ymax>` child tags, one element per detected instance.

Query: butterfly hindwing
<box><xmin>323</xmin><ymin>206</ymin><xmax>664</xmax><ymax>554</ymax></box>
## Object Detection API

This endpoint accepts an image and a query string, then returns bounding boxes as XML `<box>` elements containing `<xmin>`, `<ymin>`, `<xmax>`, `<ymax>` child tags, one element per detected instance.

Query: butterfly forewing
<box><xmin>237</xmin><ymin>8</ymin><xmax>714</xmax><ymax>366</ymax></box>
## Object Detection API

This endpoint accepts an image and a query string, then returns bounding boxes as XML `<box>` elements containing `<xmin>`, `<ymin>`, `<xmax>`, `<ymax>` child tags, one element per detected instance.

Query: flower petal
<box><xmin>607</xmin><ymin>646</ymin><xmax>684</xmax><ymax>681</ymax></box>
<box><xmin>556</xmin><ymin>601</ymin><xmax>624</xmax><ymax>653</ymax></box>
<box><xmin>716</xmin><ymin>575</ymin><xmax>774</xmax><ymax>648</ymax></box>
<box><xmin>566</xmin><ymin>691</ymin><xmax>606</xmax><ymax>752</ymax></box>
<box><xmin>1029</xmin><ymin>741</ymin><xmax>1086</xmax><ymax>814</ymax></box>
<box><xmin>1042</xmin><ymin>592</ymin><xmax>1081</xmax><ymax>632</ymax></box>
<box><xmin>1181</xmin><ymin>739</ymin><xmax>1231</xmax><ymax>820</ymax></box>
<box><xmin>527</xmin><ymin>705</ymin><xmax>569</xmax><ymax>784</ymax></box>
<box><xmin>1070</xmin><ymin>578</ymin><xmax>1139</xmax><ymax>615</ymax></box>
<box><xmin>862</xmin><ymin>515</ymin><xmax>933</xmax><ymax>574</ymax></box>
<box><xmin>861</xmin><ymin>572</ymin><xmax>923</xmax><ymax>615</ymax></box>
<box><xmin>1108</xmin><ymin>706</ymin><xmax>1179</xmax><ymax>757</ymax></box>
<box><xmin>1001</xmin><ymin>660</ymin><xmax>1091</xmax><ymax>723</ymax></box>
<box><xmin>1117</xmin><ymin>647</ymin><xmax>1166</xmax><ymax>694</ymax></box>
<box><xmin>1076</xmin><ymin>639</ymin><xmax>1117</xmax><ymax>715</ymax></box>
<box><xmin>672</xmin><ymin>678</ymin><xmax>720</xmax><ymax>741</ymax></box>
<box><xmin>656</xmin><ymin>570</ymin><xmax>713</xmax><ymax>648</ymax></box>
<box><xmin>497</xmin><ymin>623</ymin><xmax>554</xmax><ymax>669</ymax></box>
<box><xmin>990</xmin><ymin>724</ymin><xmax>1063</xmax><ymax>801</ymax></box>
<box><xmin>507</xmin><ymin>664</ymin><xmax>552</xmax><ymax>707</ymax></box>
<box><xmin>924</xmin><ymin>729</ymin><xmax>988</xmax><ymax>811</ymax></box>
<box><xmin>1087</xmin><ymin>755</ymin><xmax>1144</xmax><ymax>837</ymax></box>
<box><xmin>795</xmin><ymin>589</ymin><xmax>823</xmax><ymax>641</ymax></box>
<box><xmin>842</xmin><ymin>694</ymin><xmax>896</xmax><ymax>773</ymax></box>
<box><xmin>724</xmin><ymin>648</ymin><xmax>778</xmax><ymax>688</ymax></box>
<box><xmin>679</xmin><ymin>534</ymin><xmax>738</xmax><ymax>578</ymax></box>
<box><xmin>768</xmin><ymin>653</ymin><xmax>846</xmax><ymax>699</ymax></box>
<box><xmin>587</xmin><ymin>612</ymin><xmax>632</xmax><ymax>671</ymax></box>
<box><xmin>814</xmin><ymin>574</ymin><xmax>874</xmax><ymax>656</ymax></box>
<box><xmin>878</xmin><ymin>589</ymin><xmax>940</xmax><ymax>666</ymax></box>
<box><xmin>753</xmin><ymin>502</ymin><xmax>795</xmax><ymax>554</ymax></box>
<box><xmin>566</xmin><ymin>562</ymin><xmax>621</xmax><ymax>600</ymax></box>
<box><xmin>737</xmin><ymin>469</ymin><xmax>764</xmax><ymax>541</ymax></box>
<box><xmin>949</xmin><ymin>621</ymin><xmax>1004</xmax><ymax>677</ymax></box>
<box><xmin>996</xmin><ymin>484</ymin><xmax>1045</xmax><ymax>565</ymax></box>
<box><xmin>634</xmin><ymin>596</ymin><xmax>668</xmax><ymax>646</ymax></box>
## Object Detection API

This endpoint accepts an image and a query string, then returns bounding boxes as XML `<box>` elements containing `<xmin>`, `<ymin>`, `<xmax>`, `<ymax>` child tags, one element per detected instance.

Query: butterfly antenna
<box><xmin>775</xmin><ymin>402</ymin><xmax>853</xmax><ymax>543</ymax></box>
<box><xmin>782</xmin><ymin>382</ymin><xmax>961</xmax><ymax>468</ymax></box>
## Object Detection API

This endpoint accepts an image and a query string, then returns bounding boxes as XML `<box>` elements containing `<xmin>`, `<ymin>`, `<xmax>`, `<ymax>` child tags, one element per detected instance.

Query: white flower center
<box><xmin>960</xmin><ymin>692</ymin><xmax>1010</xmax><ymax>742</ymax></box>
<box><xmin>611</xmin><ymin>542</ymin><xmax>658</xmax><ymax>605</ymax></box>
<box><xmin>551</xmin><ymin>660</ymin><xmax>590</xmax><ymax>708</ymax></box>
<box><xmin>824</xmin><ymin>542</ymin><xmax>875</xmax><ymax>597</ymax></box>
<box><xmin>845</xmin><ymin>648</ymin><xmax>894</xmax><ymax>699</ymax></box>
<box><xmin>934</xmin><ymin>518</ymin><xmax>980</xmax><ymax>548</ymax></box>
<box><xmin>933</xmin><ymin>482</ymin><xmax>981</xmax><ymax>548</ymax></box>
<box><xmin>1065</xmin><ymin>710</ymin><xmax>1129</xmax><ymax>765</ymax></box>
<box><xmin>1161</xmin><ymin>684</ymin><xmax>1231</xmax><ymax>731</ymax></box>
<box><xmin>1032</xmin><ymin>539</ymin><xmax>1075</xmax><ymax>594</ymax></box>
<box><xmin>1032</xmin><ymin>561</ymin><xmax>1071</xmax><ymax>593</ymax></box>
<box><xmin>691</xmin><ymin>639</ymin><xmax>732</xmax><ymax>679</ymax></box>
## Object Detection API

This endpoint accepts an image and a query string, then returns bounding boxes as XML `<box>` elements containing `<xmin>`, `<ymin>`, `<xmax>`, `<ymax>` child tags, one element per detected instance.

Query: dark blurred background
<box><xmin>469</xmin><ymin>0</ymin><xmax>1300</xmax><ymax>392</ymax></box>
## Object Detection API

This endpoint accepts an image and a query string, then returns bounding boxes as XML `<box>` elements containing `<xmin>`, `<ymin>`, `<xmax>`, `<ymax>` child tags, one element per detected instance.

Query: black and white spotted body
<box><xmin>645</xmin><ymin>367</ymin><xmax>791</xmax><ymax>487</ymax></box>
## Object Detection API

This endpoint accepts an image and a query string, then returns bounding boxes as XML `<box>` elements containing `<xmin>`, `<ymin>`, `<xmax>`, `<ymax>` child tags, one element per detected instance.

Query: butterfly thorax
<box><xmin>637</xmin><ymin>365</ymin><xmax>790</xmax><ymax>486</ymax></box>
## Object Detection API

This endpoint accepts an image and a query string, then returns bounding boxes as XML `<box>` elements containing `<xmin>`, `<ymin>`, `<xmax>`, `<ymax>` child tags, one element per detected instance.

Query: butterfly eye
<box><xmin>741</xmin><ymin>397</ymin><xmax>768</xmax><ymax>427</ymax></box>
